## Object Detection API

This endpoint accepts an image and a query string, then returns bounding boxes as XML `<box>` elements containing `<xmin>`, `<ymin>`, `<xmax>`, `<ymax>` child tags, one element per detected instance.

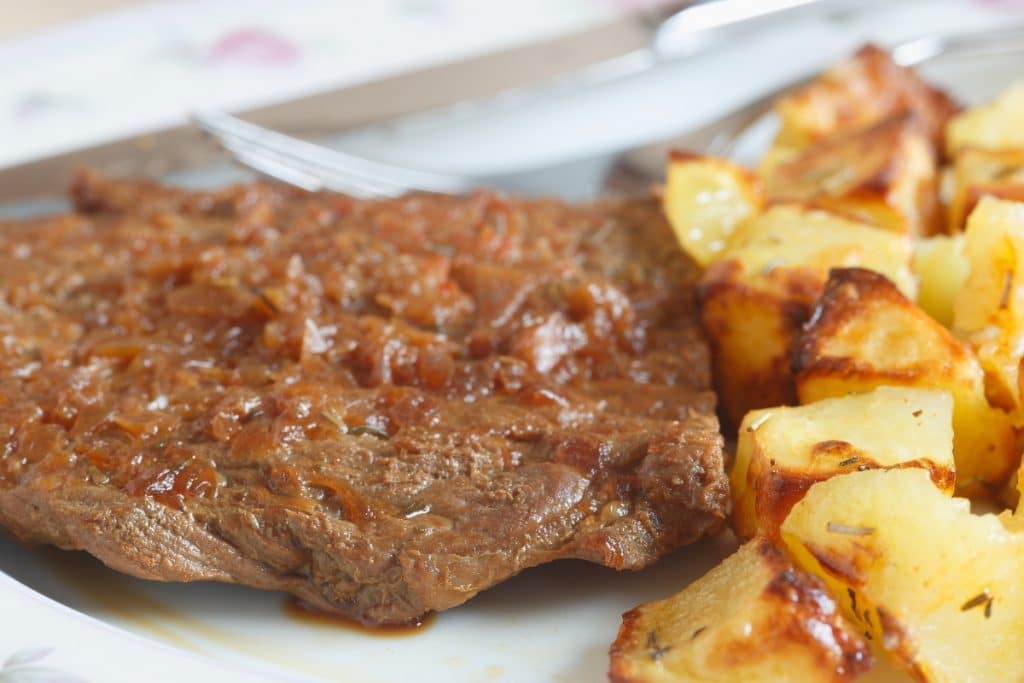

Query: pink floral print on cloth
<box><xmin>206</xmin><ymin>28</ymin><xmax>302</xmax><ymax>66</ymax></box>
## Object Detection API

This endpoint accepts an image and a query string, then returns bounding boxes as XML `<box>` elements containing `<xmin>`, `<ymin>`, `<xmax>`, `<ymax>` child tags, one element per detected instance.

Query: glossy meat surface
<box><xmin>0</xmin><ymin>171</ymin><xmax>727</xmax><ymax>624</ymax></box>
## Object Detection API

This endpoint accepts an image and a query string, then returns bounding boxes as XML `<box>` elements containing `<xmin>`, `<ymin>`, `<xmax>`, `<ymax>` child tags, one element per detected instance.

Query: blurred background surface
<box><xmin>1</xmin><ymin>0</ymin><xmax>1022</xmax><ymax>179</ymax></box>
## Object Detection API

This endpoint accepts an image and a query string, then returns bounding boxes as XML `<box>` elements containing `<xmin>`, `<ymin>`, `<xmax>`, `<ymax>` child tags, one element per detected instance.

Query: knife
<box><xmin>0</xmin><ymin>0</ymin><xmax>834</xmax><ymax>201</ymax></box>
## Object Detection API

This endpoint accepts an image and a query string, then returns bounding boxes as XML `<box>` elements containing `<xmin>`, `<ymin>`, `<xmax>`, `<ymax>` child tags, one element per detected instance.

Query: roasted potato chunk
<box><xmin>663</xmin><ymin>152</ymin><xmax>763</xmax><ymax>266</ymax></box>
<box><xmin>794</xmin><ymin>267</ymin><xmax>1017</xmax><ymax>494</ymax></box>
<box><xmin>765</xmin><ymin>115</ymin><xmax>940</xmax><ymax>236</ymax></box>
<box><xmin>699</xmin><ymin>207</ymin><xmax>915</xmax><ymax>426</ymax></box>
<box><xmin>609</xmin><ymin>538</ymin><xmax>872</xmax><ymax>683</ymax></box>
<box><xmin>947</xmin><ymin>82</ymin><xmax>1024</xmax><ymax>155</ymax></box>
<box><xmin>732</xmin><ymin>386</ymin><xmax>954</xmax><ymax>540</ymax></box>
<box><xmin>782</xmin><ymin>468</ymin><xmax>1024</xmax><ymax>683</ymax></box>
<box><xmin>912</xmin><ymin>234</ymin><xmax>969</xmax><ymax>327</ymax></box>
<box><xmin>953</xmin><ymin>196</ymin><xmax>1024</xmax><ymax>421</ymax></box>
<box><xmin>947</xmin><ymin>147</ymin><xmax>1024</xmax><ymax>231</ymax></box>
<box><xmin>766</xmin><ymin>45</ymin><xmax>958</xmax><ymax>165</ymax></box>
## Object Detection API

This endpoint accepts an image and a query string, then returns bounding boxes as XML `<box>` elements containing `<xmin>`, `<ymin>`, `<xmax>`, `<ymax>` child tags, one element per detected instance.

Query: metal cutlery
<box><xmin>196</xmin><ymin>25</ymin><xmax>1024</xmax><ymax>199</ymax></box>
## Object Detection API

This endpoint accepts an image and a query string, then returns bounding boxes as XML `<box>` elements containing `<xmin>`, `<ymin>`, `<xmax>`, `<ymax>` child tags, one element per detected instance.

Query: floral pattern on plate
<box><xmin>0</xmin><ymin>648</ymin><xmax>88</xmax><ymax>683</ymax></box>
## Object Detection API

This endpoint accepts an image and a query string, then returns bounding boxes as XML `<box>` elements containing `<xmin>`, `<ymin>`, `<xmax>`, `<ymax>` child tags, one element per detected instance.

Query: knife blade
<box><xmin>0</xmin><ymin>11</ymin><xmax>681</xmax><ymax>201</ymax></box>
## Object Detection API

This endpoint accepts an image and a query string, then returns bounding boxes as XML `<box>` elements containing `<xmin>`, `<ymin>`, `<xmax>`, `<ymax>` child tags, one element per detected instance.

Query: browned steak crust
<box><xmin>0</xmin><ymin>170</ymin><xmax>727</xmax><ymax>624</ymax></box>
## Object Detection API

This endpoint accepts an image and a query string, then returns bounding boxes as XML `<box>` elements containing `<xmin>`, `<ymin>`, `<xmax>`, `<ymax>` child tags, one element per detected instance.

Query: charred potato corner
<box><xmin>609</xmin><ymin>538</ymin><xmax>872</xmax><ymax>683</ymax></box>
<box><xmin>612</xmin><ymin>45</ymin><xmax>1024</xmax><ymax>683</ymax></box>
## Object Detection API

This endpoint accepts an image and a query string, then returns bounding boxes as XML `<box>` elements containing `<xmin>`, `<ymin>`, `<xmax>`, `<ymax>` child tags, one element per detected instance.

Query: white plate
<box><xmin>3</xmin><ymin>13</ymin><xmax>1024</xmax><ymax>683</ymax></box>
<box><xmin>0</xmin><ymin>533</ymin><xmax>738</xmax><ymax>682</ymax></box>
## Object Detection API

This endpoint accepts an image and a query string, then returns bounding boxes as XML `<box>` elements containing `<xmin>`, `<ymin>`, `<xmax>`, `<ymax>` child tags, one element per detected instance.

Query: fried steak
<box><xmin>0</xmin><ymin>171</ymin><xmax>727</xmax><ymax>624</ymax></box>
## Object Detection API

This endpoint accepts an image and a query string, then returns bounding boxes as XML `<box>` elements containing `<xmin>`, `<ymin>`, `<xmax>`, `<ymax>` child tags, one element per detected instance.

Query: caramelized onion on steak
<box><xmin>0</xmin><ymin>170</ymin><xmax>726</xmax><ymax>624</ymax></box>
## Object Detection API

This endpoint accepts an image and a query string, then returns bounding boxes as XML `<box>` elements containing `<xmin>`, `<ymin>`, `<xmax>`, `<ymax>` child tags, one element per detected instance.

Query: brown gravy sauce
<box><xmin>282</xmin><ymin>596</ymin><xmax>436</xmax><ymax>636</ymax></box>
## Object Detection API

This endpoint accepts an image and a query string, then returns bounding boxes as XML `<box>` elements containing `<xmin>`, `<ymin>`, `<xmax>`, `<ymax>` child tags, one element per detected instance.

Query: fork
<box><xmin>194</xmin><ymin>25</ymin><xmax>1024</xmax><ymax>200</ymax></box>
